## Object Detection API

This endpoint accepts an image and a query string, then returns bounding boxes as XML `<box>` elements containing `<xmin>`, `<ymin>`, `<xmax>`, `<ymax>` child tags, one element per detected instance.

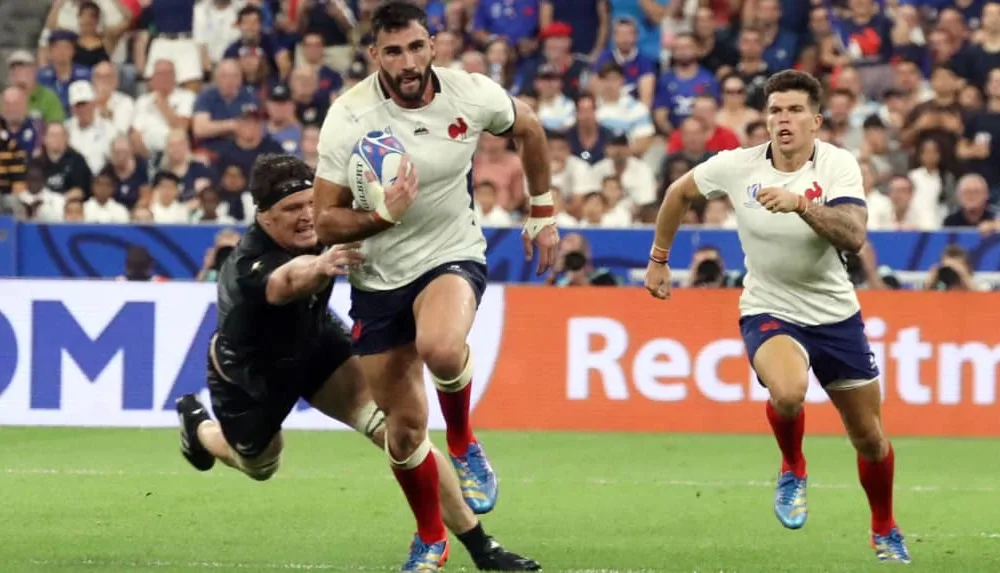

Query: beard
<box><xmin>382</xmin><ymin>66</ymin><xmax>432</xmax><ymax>103</ymax></box>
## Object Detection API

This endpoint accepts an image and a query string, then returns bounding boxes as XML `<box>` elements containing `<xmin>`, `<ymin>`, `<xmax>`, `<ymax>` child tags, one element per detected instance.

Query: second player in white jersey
<box><xmin>316</xmin><ymin>66</ymin><xmax>516</xmax><ymax>291</ymax></box>
<box><xmin>690</xmin><ymin>140</ymin><xmax>866</xmax><ymax>326</ymax></box>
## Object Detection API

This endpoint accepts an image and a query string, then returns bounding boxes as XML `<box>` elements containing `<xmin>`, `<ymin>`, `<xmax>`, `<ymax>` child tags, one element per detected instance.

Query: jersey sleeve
<box><xmin>315</xmin><ymin>100</ymin><xmax>355</xmax><ymax>187</ymax></box>
<box><xmin>235</xmin><ymin>251</ymin><xmax>294</xmax><ymax>304</ymax></box>
<box><xmin>690</xmin><ymin>151</ymin><xmax>732</xmax><ymax>198</ymax></box>
<box><xmin>468</xmin><ymin>73</ymin><xmax>516</xmax><ymax>136</ymax></box>
<box><xmin>826</xmin><ymin>150</ymin><xmax>867</xmax><ymax>207</ymax></box>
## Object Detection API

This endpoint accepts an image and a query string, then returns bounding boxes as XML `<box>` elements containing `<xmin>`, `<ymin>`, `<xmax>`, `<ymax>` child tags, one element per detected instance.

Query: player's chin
<box><xmin>292</xmin><ymin>228</ymin><xmax>317</xmax><ymax>247</ymax></box>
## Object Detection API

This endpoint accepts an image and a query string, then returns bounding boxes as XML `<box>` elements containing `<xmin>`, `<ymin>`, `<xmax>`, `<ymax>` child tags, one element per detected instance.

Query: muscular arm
<box><xmin>313</xmin><ymin>178</ymin><xmax>392</xmax><ymax>245</ymax></box>
<box><xmin>651</xmin><ymin>171</ymin><xmax>702</xmax><ymax>250</ymax></box>
<box><xmin>507</xmin><ymin>97</ymin><xmax>550</xmax><ymax>199</ymax></box>
<box><xmin>265</xmin><ymin>254</ymin><xmax>329</xmax><ymax>305</ymax></box>
<box><xmin>799</xmin><ymin>203</ymin><xmax>868</xmax><ymax>254</ymax></box>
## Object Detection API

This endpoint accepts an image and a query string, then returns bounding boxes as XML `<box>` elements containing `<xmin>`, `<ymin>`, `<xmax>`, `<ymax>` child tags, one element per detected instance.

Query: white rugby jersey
<box><xmin>316</xmin><ymin>67</ymin><xmax>516</xmax><ymax>291</ymax></box>
<box><xmin>691</xmin><ymin>140</ymin><xmax>866</xmax><ymax>326</ymax></box>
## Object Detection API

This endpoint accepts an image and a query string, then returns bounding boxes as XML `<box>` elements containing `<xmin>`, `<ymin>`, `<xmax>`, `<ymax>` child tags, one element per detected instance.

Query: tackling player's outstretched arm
<box><xmin>264</xmin><ymin>243</ymin><xmax>364</xmax><ymax>305</ymax></box>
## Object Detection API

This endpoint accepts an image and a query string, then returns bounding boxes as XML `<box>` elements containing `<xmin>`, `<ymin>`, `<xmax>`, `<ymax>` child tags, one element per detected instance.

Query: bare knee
<box><xmin>849</xmin><ymin>424</ymin><xmax>888</xmax><ymax>461</ymax></box>
<box><xmin>769</xmin><ymin>382</ymin><xmax>808</xmax><ymax>417</ymax></box>
<box><xmin>415</xmin><ymin>335</ymin><xmax>466</xmax><ymax>379</ymax></box>
<box><xmin>387</xmin><ymin>409</ymin><xmax>428</xmax><ymax>462</ymax></box>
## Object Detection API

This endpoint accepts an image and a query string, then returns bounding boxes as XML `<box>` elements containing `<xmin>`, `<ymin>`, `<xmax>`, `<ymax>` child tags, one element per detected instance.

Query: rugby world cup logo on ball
<box><xmin>348</xmin><ymin>131</ymin><xmax>406</xmax><ymax>211</ymax></box>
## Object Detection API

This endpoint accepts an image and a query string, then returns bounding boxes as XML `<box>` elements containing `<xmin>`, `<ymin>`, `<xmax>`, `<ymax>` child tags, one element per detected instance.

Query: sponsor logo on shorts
<box><xmin>760</xmin><ymin>319</ymin><xmax>781</xmax><ymax>332</ymax></box>
<box><xmin>351</xmin><ymin>320</ymin><xmax>362</xmax><ymax>342</ymax></box>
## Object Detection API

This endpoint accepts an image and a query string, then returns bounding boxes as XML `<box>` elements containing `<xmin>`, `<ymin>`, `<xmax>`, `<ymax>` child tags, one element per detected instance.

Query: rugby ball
<box><xmin>348</xmin><ymin>131</ymin><xmax>406</xmax><ymax>212</ymax></box>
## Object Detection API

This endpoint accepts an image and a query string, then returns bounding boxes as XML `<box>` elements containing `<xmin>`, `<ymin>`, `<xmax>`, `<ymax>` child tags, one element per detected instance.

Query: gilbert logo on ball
<box><xmin>348</xmin><ymin>130</ymin><xmax>406</xmax><ymax>211</ymax></box>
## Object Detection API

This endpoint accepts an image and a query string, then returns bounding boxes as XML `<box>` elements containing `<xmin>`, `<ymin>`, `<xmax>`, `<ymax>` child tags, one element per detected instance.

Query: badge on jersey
<box><xmin>744</xmin><ymin>183</ymin><xmax>762</xmax><ymax>209</ymax></box>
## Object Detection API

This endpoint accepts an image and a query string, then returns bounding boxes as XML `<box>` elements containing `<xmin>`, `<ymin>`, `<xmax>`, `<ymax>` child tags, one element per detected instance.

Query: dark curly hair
<box><xmin>764</xmin><ymin>70</ymin><xmax>824</xmax><ymax>112</ymax></box>
<box><xmin>248</xmin><ymin>154</ymin><xmax>314</xmax><ymax>208</ymax></box>
<box><xmin>371</xmin><ymin>0</ymin><xmax>428</xmax><ymax>40</ymax></box>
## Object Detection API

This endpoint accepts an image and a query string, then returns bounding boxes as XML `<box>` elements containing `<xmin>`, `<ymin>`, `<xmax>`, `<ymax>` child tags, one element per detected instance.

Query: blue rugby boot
<box><xmin>872</xmin><ymin>527</ymin><xmax>912</xmax><ymax>564</ymax></box>
<box><xmin>401</xmin><ymin>534</ymin><xmax>449</xmax><ymax>572</ymax></box>
<box><xmin>774</xmin><ymin>471</ymin><xmax>808</xmax><ymax>529</ymax></box>
<box><xmin>451</xmin><ymin>442</ymin><xmax>499</xmax><ymax>514</ymax></box>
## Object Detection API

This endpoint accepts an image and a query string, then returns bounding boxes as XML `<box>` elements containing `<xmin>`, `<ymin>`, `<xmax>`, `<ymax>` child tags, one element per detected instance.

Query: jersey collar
<box><xmin>765</xmin><ymin>140</ymin><xmax>817</xmax><ymax>167</ymax></box>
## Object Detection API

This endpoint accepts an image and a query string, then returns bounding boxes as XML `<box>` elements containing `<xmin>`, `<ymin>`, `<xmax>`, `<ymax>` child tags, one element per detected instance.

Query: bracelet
<box><xmin>796</xmin><ymin>195</ymin><xmax>809</xmax><ymax>215</ymax></box>
<box><xmin>650</xmin><ymin>244</ymin><xmax>670</xmax><ymax>259</ymax></box>
<box><xmin>649</xmin><ymin>255</ymin><xmax>668</xmax><ymax>265</ymax></box>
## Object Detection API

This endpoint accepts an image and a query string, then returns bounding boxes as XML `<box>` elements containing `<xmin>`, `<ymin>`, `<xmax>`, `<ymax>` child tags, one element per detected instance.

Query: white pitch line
<box><xmin>3</xmin><ymin>467</ymin><xmax>1000</xmax><ymax>494</ymax></box>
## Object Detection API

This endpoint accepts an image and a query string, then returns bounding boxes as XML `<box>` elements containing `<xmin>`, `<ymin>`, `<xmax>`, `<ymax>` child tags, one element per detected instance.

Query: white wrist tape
<box><xmin>523</xmin><ymin>192</ymin><xmax>556</xmax><ymax>239</ymax></box>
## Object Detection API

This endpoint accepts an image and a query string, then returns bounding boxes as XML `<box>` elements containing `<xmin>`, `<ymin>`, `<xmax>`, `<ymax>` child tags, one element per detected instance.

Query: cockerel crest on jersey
<box><xmin>448</xmin><ymin>117</ymin><xmax>469</xmax><ymax>140</ymax></box>
<box><xmin>804</xmin><ymin>181</ymin><xmax>824</xmax><ymax>204</ymax></box>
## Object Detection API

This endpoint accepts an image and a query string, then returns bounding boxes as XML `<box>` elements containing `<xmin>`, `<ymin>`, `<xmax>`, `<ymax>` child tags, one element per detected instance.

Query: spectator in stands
<box><xmin>860</xmin><ymin>158</ymin><xmax>892</xmax><ymax>229</ymax></box>
<box><xmin>861</xmin><ymin>115</ymin><xmax>908</xmax><ymax>191</ymax></box>
<box><xmin>549</xmin><ymin>186</ymin><xmax>577</xmax><ymax>227</ymax></box>
<box><xmin>484</xmin><ymin>38</ymin><xmax>518</xmax><ymax>91</ymax></box>
<box><xmin>236</xmin><ymin>46</ymin><xmax>273</xmax><ymax>98</ymax></box>
<box><xmin>63</xmin><ymin>197</ymin><xmax>85</xmax><ymax>221</ymax></box>
<box><xmin>958</xmin><ymin>67</ymin><xmax>1000</xmax><ymax>202</ymax></box>
<box><xmin>890</xmin><ymin>59</ymin><xmax>933</xmax><ymax>112</ymax></box>
<box><xmin>608</xmin><ymin>0</ymin><xmax>666</xmax><ymax>62</ymax></box>
<box><xmin>824</xmin><ymin>89</ymin><xmax>863</xmax><ymax>150</ymax></box>
<box><xmin>131</xmin><ymin>60</ymin><xmax>196</xmax><ymax>159</ymax></box>
<box><xmin>38</xmin><ymin>30</ymin><xmax>93</xmax><ymax>114</ymax></box>
<box><xmin>39</xmin><ymin>0</ymin><xmax>132</xmax><ymax>67</ymax></box>
<box><xmin>83</xmin><ymin>172</ymin><xmax>130</xmax><ymax>223</ymax></box>
<box><xmin>835</xmin><ymin>65</ymin><xmax>880</xmax><ymax>126</ymax></box>
<box><xmin>752</xmin><ymin>0</ymin><xmax>799</xmax><ymax>72</ymax></box>
<box><xmin>2</xmin><ymin>86</ymin><xmax>43</xmax><ymax>157</ymax></box>
<box><xmin>925</xmin><ymin>244</ymin><xmax>986</xmax><ymax>291</ymax></box>
<box><xmin>578</xmin><ymin>191</ymin><xmax>609</xmax><ymax>227</ymax></box>
<box><xmin>534</xmin><ymin>64</ymin><xmax>577</xmax><ymax>131</ymax></box>
<box><xmin>686</xmin><ymin>245</ymin><xmax>740</xmax><ymax>287</ymax></box>
<box><xmin>909</xmin><ymin>137</ymin><xmax>955</xmax><ymax>223</ymax></box>
<box><xmin>965</xmin><ymin>2</ymin><xmax>1000</xmax><ymax>89</ymax></box>
<box><xmin>959</xmin><ymin>83</ymin><xmax>985</xmax><ymax>113</ymax></box>
<box><xmin>653</xmin><ymin>33</ymin><xmax>719</xmax><ymax>137</ymax></box>
<box><xmin>693</xmin><ymin>6</ymin><xmax>738</xmax><ymax>80</ymax></box>
<box><xmin>6</xmin><ymin>50</ymin><xmax>65</xmax><ymax>124</ymax></box>
<box><xmin>298</xmin><ymin>32</ymin><xmax>344</xmax><ymax>95</ymax></box>
<box><xmin>38</xmin><ymin>122</ymin><xmax>92</xmax><ymax>199</ymax></box>
<box><xmin>0</xmin><ymin>115</ymin><xmax>28</xmax><ymax>197</ymax></box>
<box><xmin>216</xmin><ymin>161</ymin><xmax>253</xmax><ymax>222</ymax></box>
<box><xmin>149</xmin><ymin>171</ymin><xmax>189</xmax><ymax>223</ymax></box>
<box><xmin>432</xmin><ymin>30</ymin><xmax>463</xmax><ymax>70</ymax></box>
<box><xmin>668</xmin><ymin>93</ymin><xmax>738</xmax><ymax>154</ymax></box>
<box><xmin>702</xmin><ymin>195</ymin><xmax>737</xmax><ymax>228</ymax></box>
<box><xmin>804</xmin><ymin>5</ymin><xmax>845</xmax><ymax>76</ymax></box>
<box><xmin>473</xmin><ymin>180</ymin><xmax>514</xmax><ymax>227</ymax></box>
<box><xmin>297</xmin><ymin>0</ymin><xmax>356</xmax><ymax>74</ymax></box>
<box><xmin>541</xmin><ymin>0</ymin><xmax>609</xmax><ymax>60</ymax></box>
<box><xmin>265</xmin><ymin>85</ymin><xmax>303</xmax><ymax>157</ymax></box>
<box><xmin>190</xmin><ymin>186</ymin><xmax>237</xmax><ymax>224</ymax></box>
<box><xmin>473</xmin><ymin>132</ymin><xmax>526</xmax><ymax>211</ymax></box>
<box><xmin>18</xmin><ymin>163</ymin><xmax>65</xmax><ymax>222</ymax></box>
<box><xmin>472</xmin><ymin>0</ymin><xmax>541</xmax><ymax>57</ymax></box>
<box><xmin>522</xmin><ymin>22</ymin><xmax>590</xmax><ymax>100</ymax></box>
<box><xmin>301</xmin><ymin>125</ymin><xmax>320</xmax><ymax>171</ymax></box>
<box><xmin>215</xmin><ymin>103</ymin><xmax>284</xmax><ymax>178</ymax></box>
<box><xmin>734</xmin><ymin>28</ymin><xmax>770</xmax><ymax>110</ymax></box>
<box><xmin>744</xmin><ymin>119</ymin><xmax>769</xmax><ymax>147</ymax></box>
<box><xmin>91</xmin><ymin>61</ymin><xmax>133</xmax><ymax>135</ymax></box>
<box><xmin>134</xmin><ymin>0</ymin><xmax>202</xmax><ymax>87</ymax></box>
<box><xmin>160</xmin><ymin>129</ymin><xmax>214</xmax><ymax>202</ymax></box>
<box><xmin>546</xmin><ymin>232</ymin><xmax>622</xmax><ymax>286</ymax></box>
<box><xmin>594</xmin><ymin>62</ymin><xmax>654</xmax><ymax>157</ymax></box>
<box><xmin>224</xmin><ymin>6</ymin><xmax>292</xmax><ymax>80</ymax></box>
<box><xmin>837</xmin><ymin>0</ymin><xmax>894</xmax><ymax>98</ymax></box>
<box><xmin>461</xmin><ymin>50</ymin><xmax>488</xmax><ymax>75</ymax></box>
<box><xmin>72</xmin><ymin>0</ymin><xmax>132</xmax><ymax>69</ymax></box>
<box><xmin>196</xmin><ymin>228</ymin><xmax>241</xmax><ymax>281</ymax></box>
<box><xmin>119</xmin><ymin>245</ymin><xmax>166</xmax><ymax>282</ymax></box>
<box><xmin>869</xmin><ymin>174</ymin><xmax>938</xmax><ymax>230</ymax></box>
<box><xmin>944</xmin><ymin>174</ymin><xmax>996</xmax><ymax>229</ymax></box>
<box><xmin>289</xmin><ymin>66</ymin><xmax>327</xmax><ymax>128</ymax></box>
<box><xmin>599</xmin><ymin>175</ymin><xmax>631</xmax><ymax>227</ymax></box>
<box><xmin>716</xmin><ymin>75</ymin><xmax>760</xmax><ymax>145</ymax></box>
<box><xmin>594</xmin><ymin>17</ymin><xmax>656</xmax><ymax>109</ymax></box>
<box><xmin>549</xmin><ymin>130</ymin><xmax>599</xmax><ymax>200</ymax></box>
<box><xmin>102</xmin><ymin>135</ymin><xmax>149</xmax><ymax>209</ymax></box>
<box><xmin>192</xmin><ymin>59</ymin><xmax>259</xmax><ymax>156</ymax></box>
<box><xmin>902</xmin><ymin>64</ymin><xmax>964</xmax><ymax>173</ymax></box>
<box><xmin>591</xmin><ymin>133</ymin><xmax>656</xmax><ymax>212</ymax></box>
<box><xmin>132</xmin><ymin>205</ymin><xmax>155</xmax><ymax>222</ymax></box>
<box><xmin>568</xmin><ymin>93</ymin><xmax>613</xmax><ymax>165</ymax></box>
<box><xmin>662</xmin><ymin>116</ymin><xmax>713</xmax><ymax>178</ymax></box>
<box><xmin>66</xmin><ymin>80</ymin><xmax>116</xmax><ymax>175</ymax></box>
<box><xmin>194</xmin><ymin>0</ymin><xmax>244</xmax><ymax>74</ymax></box>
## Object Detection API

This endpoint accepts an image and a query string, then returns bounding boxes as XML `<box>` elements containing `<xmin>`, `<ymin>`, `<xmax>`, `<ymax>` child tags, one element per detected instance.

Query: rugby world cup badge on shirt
<box><xmin>744</xmin><ymin>182</ymin><xmax>762</xmax><ymax>208</ymax></box>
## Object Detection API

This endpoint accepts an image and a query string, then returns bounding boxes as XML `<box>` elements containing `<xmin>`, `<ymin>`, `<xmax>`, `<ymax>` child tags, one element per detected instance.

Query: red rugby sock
<box><xmin>437</xmin><ymin>383</ymin><xmax>476</xmax><ymax>456</ymax></box>
<box><xmin>858</xmin><ymin>445</ymin><xmax>896</xmax><ymax>536</ymax></box>
<box><xmin>392</xmin><ymin>454</ymin><xmax>447</xmax><ymax>543</ymax></box>
<box><xmin>766</xmin><ymin>401</ymin><xmax>807</xmax><ymax>478</ymax></box>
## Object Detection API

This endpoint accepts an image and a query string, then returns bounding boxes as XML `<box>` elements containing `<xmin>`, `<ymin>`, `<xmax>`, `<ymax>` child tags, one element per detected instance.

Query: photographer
<box><xmin>545</xmin><ymin>232</ymin><xmax>623</xmax><ymax>287</ymax></box>
<box><xmin>846</xmin><ymin>242</ymin><xmax>900</xmax><ymax>289</ymax></box>
<box><xmin>924</xmin><ymin>244</ymin><xmax>990</xmax><ymax>291</ymax></box>
<box><xmin>197</xmin><ymin>228</ymin><xmax>243</xmax><ymax>282</ymax></box>
<box><xmin>685</xmin><ymin>246</ymin><xmax>743</xmax><ymax>288</ymax></box>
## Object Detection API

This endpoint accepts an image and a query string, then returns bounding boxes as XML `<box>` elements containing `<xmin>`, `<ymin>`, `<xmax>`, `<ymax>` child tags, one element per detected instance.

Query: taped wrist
<box><xmin>523</xmin><ymin>192</ymin><xmax>556</xmax><ymax>239</ymax></box>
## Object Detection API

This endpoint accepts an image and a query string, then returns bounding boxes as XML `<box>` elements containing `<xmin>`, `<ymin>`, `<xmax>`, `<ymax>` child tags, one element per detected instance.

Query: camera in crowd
<box><xmin>927</xmin><ymin>245</ymin><xmax>974</xmax><ymax>291</ymax></box>
<box><xmin>549</xmin><ymin>233</ymin><xmax>622</xmax><ymax>287</ymax></box>
<box><xmin>688</xmin><ymin>246</ymin><xmax>742</xmax><ymax>288</ymax></box>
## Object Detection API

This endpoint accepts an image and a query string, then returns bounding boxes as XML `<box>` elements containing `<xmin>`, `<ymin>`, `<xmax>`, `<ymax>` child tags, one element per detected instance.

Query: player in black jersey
<box><xmin>175</xmin><ymin>154</ymin><xmax>539</xmax><ymax>572</ymax></box>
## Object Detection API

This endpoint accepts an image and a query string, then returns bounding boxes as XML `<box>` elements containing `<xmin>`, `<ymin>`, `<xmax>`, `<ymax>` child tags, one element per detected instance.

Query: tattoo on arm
<box><xmin>799</xmin><ymin>203</ymin><xmax>868</xmax><ymax>253</ymax></box>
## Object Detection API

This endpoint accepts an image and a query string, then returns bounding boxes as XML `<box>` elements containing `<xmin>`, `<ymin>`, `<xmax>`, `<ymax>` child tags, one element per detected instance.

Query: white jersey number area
<box><xmin>316</xmin><ymin>67</ymin><xmax>516</xmax><ymax>291</ymax></box>
<box><xmin>692</xmin><ymin>140</ymin><xmax>866</xmax><ymax>326</ymax></box>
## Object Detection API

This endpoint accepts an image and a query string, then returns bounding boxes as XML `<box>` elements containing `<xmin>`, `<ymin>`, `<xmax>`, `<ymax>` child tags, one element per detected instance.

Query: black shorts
<box><xmin>206</xmin><ymin>326</ymin><xmax>353</xmax><ymax>459</ymax></box>
<box><xmin>348</xmin><ymin>260</ymin><xmax>487</xmax><ymax>356</ymax></box>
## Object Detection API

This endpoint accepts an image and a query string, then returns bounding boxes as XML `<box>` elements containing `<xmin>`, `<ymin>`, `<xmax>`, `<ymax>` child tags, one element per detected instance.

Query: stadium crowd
<box><xmin>0</xmin><ymin>0</ymin><xmax>997</xmax><ymax>235</ymax></box>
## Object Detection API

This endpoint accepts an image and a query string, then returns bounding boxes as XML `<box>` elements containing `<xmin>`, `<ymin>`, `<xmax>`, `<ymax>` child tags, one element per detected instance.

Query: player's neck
<box><xmin>770</xmin><ymin>142</ymin><xmax>815</xmax><ymax>173</ymax></box>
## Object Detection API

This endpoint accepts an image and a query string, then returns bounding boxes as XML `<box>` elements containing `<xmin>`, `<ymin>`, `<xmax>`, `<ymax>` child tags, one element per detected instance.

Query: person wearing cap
<box><xmin>541</xmin><ymin>0</ymin><xmax>609</xmax><ymax>61</ymax></box>
<box><xmin>66</xmin><ymin>80</ymin><xmax>117</xmax><ymax>175</ymax></box>
<box><xmin>592</xmin><ymin>17</ymin><xmax>656</xmax><ymax>109</ymax></box>
<box><xmin>533</xmin><ymin>63</ymin><xmax>576</xmax><ymax>131</ymax></box>
<box><xmin>37</xmin><ymin>29</ymin><xmax>93</xmax><ymax>114</ymax></box>
<box><xmin>215</xmin><ymin>103</ymin><xmax>284</xmax><ymax>178</ymax></box>
<box><xmin>7</xmin><ymin>50</ymin><xmax>66</xmax><ymax>125</ymax></box>
<box><xmin>472</xmin><ymin>0</ymin><xmax>541</xmax><ymax>56</ymax></box>
<box><xmin>265</xmin><ymin>84</ymin><xmax>303</xmax><ymax>158</ymax></box>
<box><xmin>519</xmin><ymin>22</ymin><xmax>590</xmax><ymax>100</ymax></box>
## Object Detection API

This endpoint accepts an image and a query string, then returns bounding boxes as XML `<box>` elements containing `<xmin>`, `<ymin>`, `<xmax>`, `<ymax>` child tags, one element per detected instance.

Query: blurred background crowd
<box><xmin>0</xmin><ymin>0</ymin><xmax>997</xmax><ymax>283</ymax></box>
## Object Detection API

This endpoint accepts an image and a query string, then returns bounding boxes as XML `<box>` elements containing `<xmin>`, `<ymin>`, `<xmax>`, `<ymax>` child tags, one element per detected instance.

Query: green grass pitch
<box><xmin>1</xmin><ymin>428</ymin><xmax>998</xmax><ymax>572</ymax></box>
